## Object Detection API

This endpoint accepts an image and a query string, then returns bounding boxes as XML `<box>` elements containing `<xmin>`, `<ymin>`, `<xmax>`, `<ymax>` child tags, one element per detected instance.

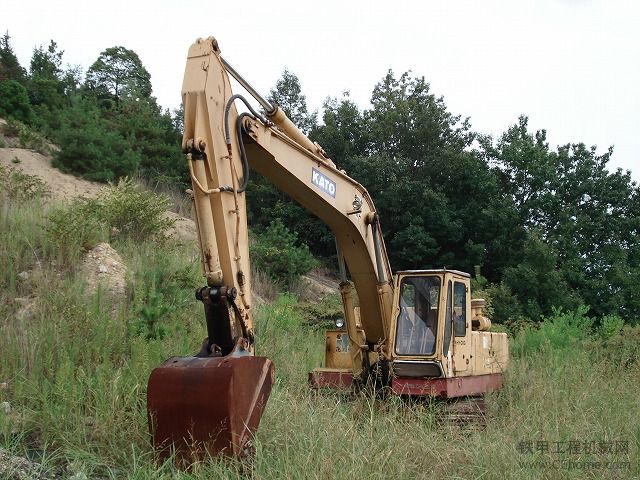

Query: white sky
<box><xmin>4</xmin><ymin>0</ymin><xmax>639</xmax><ymax>181</ymax></box>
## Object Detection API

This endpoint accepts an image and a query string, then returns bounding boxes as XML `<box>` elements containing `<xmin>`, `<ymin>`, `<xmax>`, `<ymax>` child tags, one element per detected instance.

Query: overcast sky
<box><xmin>4</xmin><ymin>0</ymin><xmax>639</xmax><ymax>181</ymax></box>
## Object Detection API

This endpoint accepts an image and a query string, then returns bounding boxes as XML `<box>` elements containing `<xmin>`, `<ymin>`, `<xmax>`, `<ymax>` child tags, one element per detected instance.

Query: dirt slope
<box><xmin>0</xmin><ymin>148</ymin><xmax>103</xmax><ymax>201</ymax></box>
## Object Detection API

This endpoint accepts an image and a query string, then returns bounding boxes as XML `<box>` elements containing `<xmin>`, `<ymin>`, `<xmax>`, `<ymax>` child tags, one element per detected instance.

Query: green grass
<box><xmin>1</xmin><ymin>191</ymin><xmax>639</xmax><ymax>479</ymax></box>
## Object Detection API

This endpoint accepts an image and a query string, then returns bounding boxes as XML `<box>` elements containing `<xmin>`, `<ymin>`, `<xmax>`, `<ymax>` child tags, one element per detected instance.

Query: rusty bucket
<box><xmin>147</xmin><ymin>355</ymin><xmax>275</xmax><ymax>464</ymax></box>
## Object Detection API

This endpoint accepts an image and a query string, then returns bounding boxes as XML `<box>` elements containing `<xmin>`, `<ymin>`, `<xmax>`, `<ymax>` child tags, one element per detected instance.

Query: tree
<box><xmin>483</xmin><ymin>116</ymin><xmax>640</xmax><ymax>322</ymax></box>
<box><xmin>0</xmin><ymin>32</ymin><xmax>26</xmax><ymax>83</ymax></box>
<box><xmin>53</xmin><ymin>98</ymin><xmax>141</xmax><ymax>182</ymax></box>
<box><xmin>28</xmin><ymin>40</ymin><xmax>66</xmax><ymax>113</ymax></box>
<box><xmin>267</xmin><ymin>69</ymin><xmax>316</xmax><ymax>134</ymax></box>
<box><xmin>30</xmin><ymin>40</ymin><xmax>63</xmax><ymax>80</ymax></box>
<box><xmin>313</xmin><ymin>93</ymin><xmax>368</xmax><ymax>168</ymax></box>
<box><xmin>353</xmin><ymin>71</ymin><xmax>522</xmax><ymax>278</ymax></box>
<box><xmin>250</xmin><ymin>219</ymin><xmax>318</xmax><ymax>285</ymax></box>
<box><xmin>365</xmin><ymin>71</ymin><xmax>474</xmax><ymax>162</ymax></box>
<box><xmin>0</xmin><ymin>80</ymin><xmax>33</xmax><ymax>123</ymax></box>
<box><xmin>114</xmin><ymin>97</ymin><xmax>186</xmax><ymax>185</ymax></box>
<box><xmin>85</xmin><ymin>46</ymin><xmax>152</xmax><ymax>104</ymax></box>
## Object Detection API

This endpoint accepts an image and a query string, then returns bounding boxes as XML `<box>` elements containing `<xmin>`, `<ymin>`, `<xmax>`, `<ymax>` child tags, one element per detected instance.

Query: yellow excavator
<box><xmin>147</xmin><ymin>36</ymin><xmax>509</xmax><ymax>462</ymax></box>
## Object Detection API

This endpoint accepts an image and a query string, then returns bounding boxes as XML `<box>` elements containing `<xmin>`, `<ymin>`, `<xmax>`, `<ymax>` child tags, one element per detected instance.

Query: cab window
<box><xmin>395</xmin><ymin>276</ymin><xmax>440</xmax><ymax>356</ymax></box>
<box><xmin>454</xmin><ymin>282</ymin><xmax>466</xmax><ymax>337</ymax></box>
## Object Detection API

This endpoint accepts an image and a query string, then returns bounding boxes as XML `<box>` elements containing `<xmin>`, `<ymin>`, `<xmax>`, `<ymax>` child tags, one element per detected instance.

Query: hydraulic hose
<box><xmin>223</xmin><ymin>94</ymin><xmax>268</xmax><ymax>193</ymax></box>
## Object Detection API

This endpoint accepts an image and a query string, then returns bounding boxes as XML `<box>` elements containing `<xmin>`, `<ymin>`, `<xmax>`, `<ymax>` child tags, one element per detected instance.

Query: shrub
<box><xmin>0</xmin><ymin>80</ymin><xmax>33</xmax><ymax>123</ymax></box>
<box><xmin>47</xmin><ymin>200</ymin><xmax>107</xmax><ymax>257</ymax></box>
<box><xmin>250</xmin><ymin>219</ymin><xmax>318</xmax><ymax>286</ymax></box>
<box><xmin>294</xmin><ymin>292</ymin><xmax>344</xmax><ymax>327</ymax></box>
<box><xmin>46</xmin><ymin>179</ymin><xmax>175</xmax><ymax>257</ymax></box>
<box><xmin>92</xmin><ymin>178</ymin><xmax>174</xmax><ymax>242</ymax></box>
<box><xmin>3</xmin><ymin>118</ymin><xmax>51</xmax><ymax>154</ymax></box>
<box><xmin>598</xmin><ymin>314</ymin><xmax>625</xmax><ymax>341</ymax></box>
<box><xmin>512</xmin><ymin>305</ymin><xmax>593</xmax><ymax>357</ymax></box>
<box><xmin>0</xmin><ymin>164</ymin><xmax>50</xmax><ymax>200</ymax></box>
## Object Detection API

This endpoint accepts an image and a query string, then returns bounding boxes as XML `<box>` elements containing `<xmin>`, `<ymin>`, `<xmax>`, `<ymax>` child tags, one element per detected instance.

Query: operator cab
<box><xmin>390</xmin><ymin>269</ymin><xmax>471</xmax><ymax>378</ymax></box>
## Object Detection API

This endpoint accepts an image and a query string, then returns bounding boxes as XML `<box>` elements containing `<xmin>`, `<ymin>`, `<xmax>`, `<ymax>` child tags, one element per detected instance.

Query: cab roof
<box><xmin>396</xmin><ymin>269</ymin><xmax>471</xmax><ymax>278</ymax></box>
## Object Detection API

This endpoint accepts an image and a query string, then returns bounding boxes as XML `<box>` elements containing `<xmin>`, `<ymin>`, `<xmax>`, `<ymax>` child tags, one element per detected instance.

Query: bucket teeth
<box><xmin>147</xmin><ymin>355</ymin><xmax>274</xmax><ymax>463</ymax></box>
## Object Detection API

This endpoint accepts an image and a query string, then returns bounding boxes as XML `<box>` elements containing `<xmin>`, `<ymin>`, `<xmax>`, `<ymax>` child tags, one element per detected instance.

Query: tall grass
<box><xmin>1</xmin><ymin>186</ymin><xmax>638</xmax><ymax>479</ymax></box>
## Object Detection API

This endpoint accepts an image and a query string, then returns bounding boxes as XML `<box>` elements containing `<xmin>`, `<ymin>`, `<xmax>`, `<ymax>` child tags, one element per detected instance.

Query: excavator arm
<box><xmin>182</xmin><ymin>37</ymin><xmax>394</xmax><ymax>352</ymax></box>
<box><xmin>147</xmin><ymin>36</ymin><xmax>394</xmax><ymax>462</ymax></box>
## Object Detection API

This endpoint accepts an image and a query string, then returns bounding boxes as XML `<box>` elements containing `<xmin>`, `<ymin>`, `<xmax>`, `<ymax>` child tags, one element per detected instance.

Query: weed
<box><xmin>294</xmin><ymin>292</ymin><xmax>344</xmax><ymax>327</ymax></box>
<box><xmin>512</xmin><ymin>305</ymin><xmax>593</xmax><ymax>357</ymax></box>
<box><xmin>0</xmin><ymin>165</ymin><xmax>50</xmax><ymax>200</ymax></box>
<box><xmin>4</xmin><ymin>118</ymin><xmax>52</xmax><ymax>155</ymax></box>
<box><xmin>94</xmin><ymin>178</ymin><xmax>175</xmax><ymax>242</ymax></box>
<box><xmin>46</xmin><ymin>178</ymin><xmax>175</xmax><ymax>262</ymax></box>
<box><xmin>1</xmin><ymin>197</ymin><xmax>639</xmax><ymax>479</ymax></box>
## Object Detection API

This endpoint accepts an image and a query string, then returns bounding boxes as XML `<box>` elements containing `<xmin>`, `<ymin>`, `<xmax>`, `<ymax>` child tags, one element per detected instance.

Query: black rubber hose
<box><xmin>223</xmin><ymin>94</ymin><xmax>268</xmax><ymax>193</ymax></box>
<box><xmin>224</xmin><ymin>94</ymin><xmax>267</xmax><ymax>146</ymax></box>
<box><xmin>235</xmin><ymin>112</ymin><xmax>252</xmax><ymax>193</ymax></box>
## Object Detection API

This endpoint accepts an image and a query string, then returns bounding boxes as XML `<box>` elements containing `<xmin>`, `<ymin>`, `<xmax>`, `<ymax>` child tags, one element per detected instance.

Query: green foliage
<box><xmin>3</xmin><ymin>117</ymin><xmax>51</xmax><ymax>153</ymax></box>
<box><xmin>0</xmin><ymin>80</ymin><xmax>33</xmax><ymax>123</ymax></box>
<box><xmin>598</xmin><ymin>314</ymin><xmax>625</xmax><ymax>341</ymax></box>
<box><xmin>512</xmin><ymin>305</ymin><xmax>594</xmax><ymax>357</ymax></box>
<box><xmin>91</xmin><ymin>178</ymin><xmax>175</xmax><ymax>242</ymax></box>
<box><xmin>46</xmin><ymin>201</ymin><xmax>107</xmax><ymax>257</ymax></box>
<box><xmin>501</xmin><ymin>231</ymin><xmax>581</xmax><ymax>321</ymax></box>
<box><xmin>0</xmin><ymin>164</ymin><xmax>50</xmax><ymax>200</ymax></box>
<box><xmin>85</xmin><ymin>46</ymin><xmax>152</xmax><ymax>104</ymax></box>
<box><xmin>52</xmin><ymin>98</ymin><xmax>142</xmax><ymax>181</ymax></box>
<box><xmin>0</xmin><ymin>32</ymin><xmax>26</xmax><ymax>83</ymax></box>
<box><xmin>51</xmin><ymin>76</ymin><xmax>183</xmax><ymax>184</ymax></box>
<box><xmin>294</xmin><ymin>292</ymin><xmax>344</xmax><ymax>327</ymax></box>
<box><xmin>46</xmin><ymin>179</ymin><xmax>174</xmax><ymax>259</ymax></box>
<box><xmin>251</xmin><ymin>219</ymin><xmax>318</xmax><ymax>285</ymax></box>
<box><xmin>113</xmin><ymin>98</ymin><xmax>185</xmax><ymax>184</ymax></box>
<box><xmin>314</xmin><ymin>93</ymin><xmax>368</xmax><ymax>163</ymax></box>
<box><xmin>29</xmin><ymin>40</ymin><xmax>63</xmax><ymax>80</ymax></box>
<box><xmin>27</xmin><ymin>40</ymin><xmax>67</xmax><ymax>117</ymax></box>
<box><xmin>135</xmin><ymin>290</ymin><xmax>170</xmax><ymax>340</ymax></box>
<box><xmin>482</xmin><ymin>116</ymin><xmax>640</xmax><ymax>322</ymax></box>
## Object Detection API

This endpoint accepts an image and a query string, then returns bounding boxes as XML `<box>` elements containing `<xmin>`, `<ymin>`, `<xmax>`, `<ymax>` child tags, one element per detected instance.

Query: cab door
<box><xmin>451</xmin><ymin>279</ymin><xmax>470</xmax><ymax>374</ymax></box>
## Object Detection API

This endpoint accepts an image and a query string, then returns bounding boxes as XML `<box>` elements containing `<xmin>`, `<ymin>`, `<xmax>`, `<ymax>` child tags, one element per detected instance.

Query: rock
<box><xmin>82</xmin><ymin>243</ymin><xmax>127</xmax><ymax>300</ymax></box>
<box><xmin>17</xmin><ymin>271</ymin><xmax>29</xmax><ymax>281</ymax></box>
<box><xmin>0</xmin><ymin>447</ymin><xmax>52</xmax><ymax>480</ymax></box>
<box><xmin>1</xmin><ymin>402</ymin><xmax>10</xmax><ymax>414</ymax></box>
<box><xmin>294</xmin><ymin>273</ymin><xmax>340</xmax><ymax>301</ymax></box>
<box><xmin>164</xmin><ymin>211</ymin><xmax>197</xmax><ymax>242</ymax></box>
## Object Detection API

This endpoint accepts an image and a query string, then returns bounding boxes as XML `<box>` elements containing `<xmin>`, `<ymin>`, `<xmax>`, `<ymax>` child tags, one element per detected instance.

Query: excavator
<box><xmin>147</xmin><ymin>36</ymin><xmax>509</xmax><ymax>462</ymax></box>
